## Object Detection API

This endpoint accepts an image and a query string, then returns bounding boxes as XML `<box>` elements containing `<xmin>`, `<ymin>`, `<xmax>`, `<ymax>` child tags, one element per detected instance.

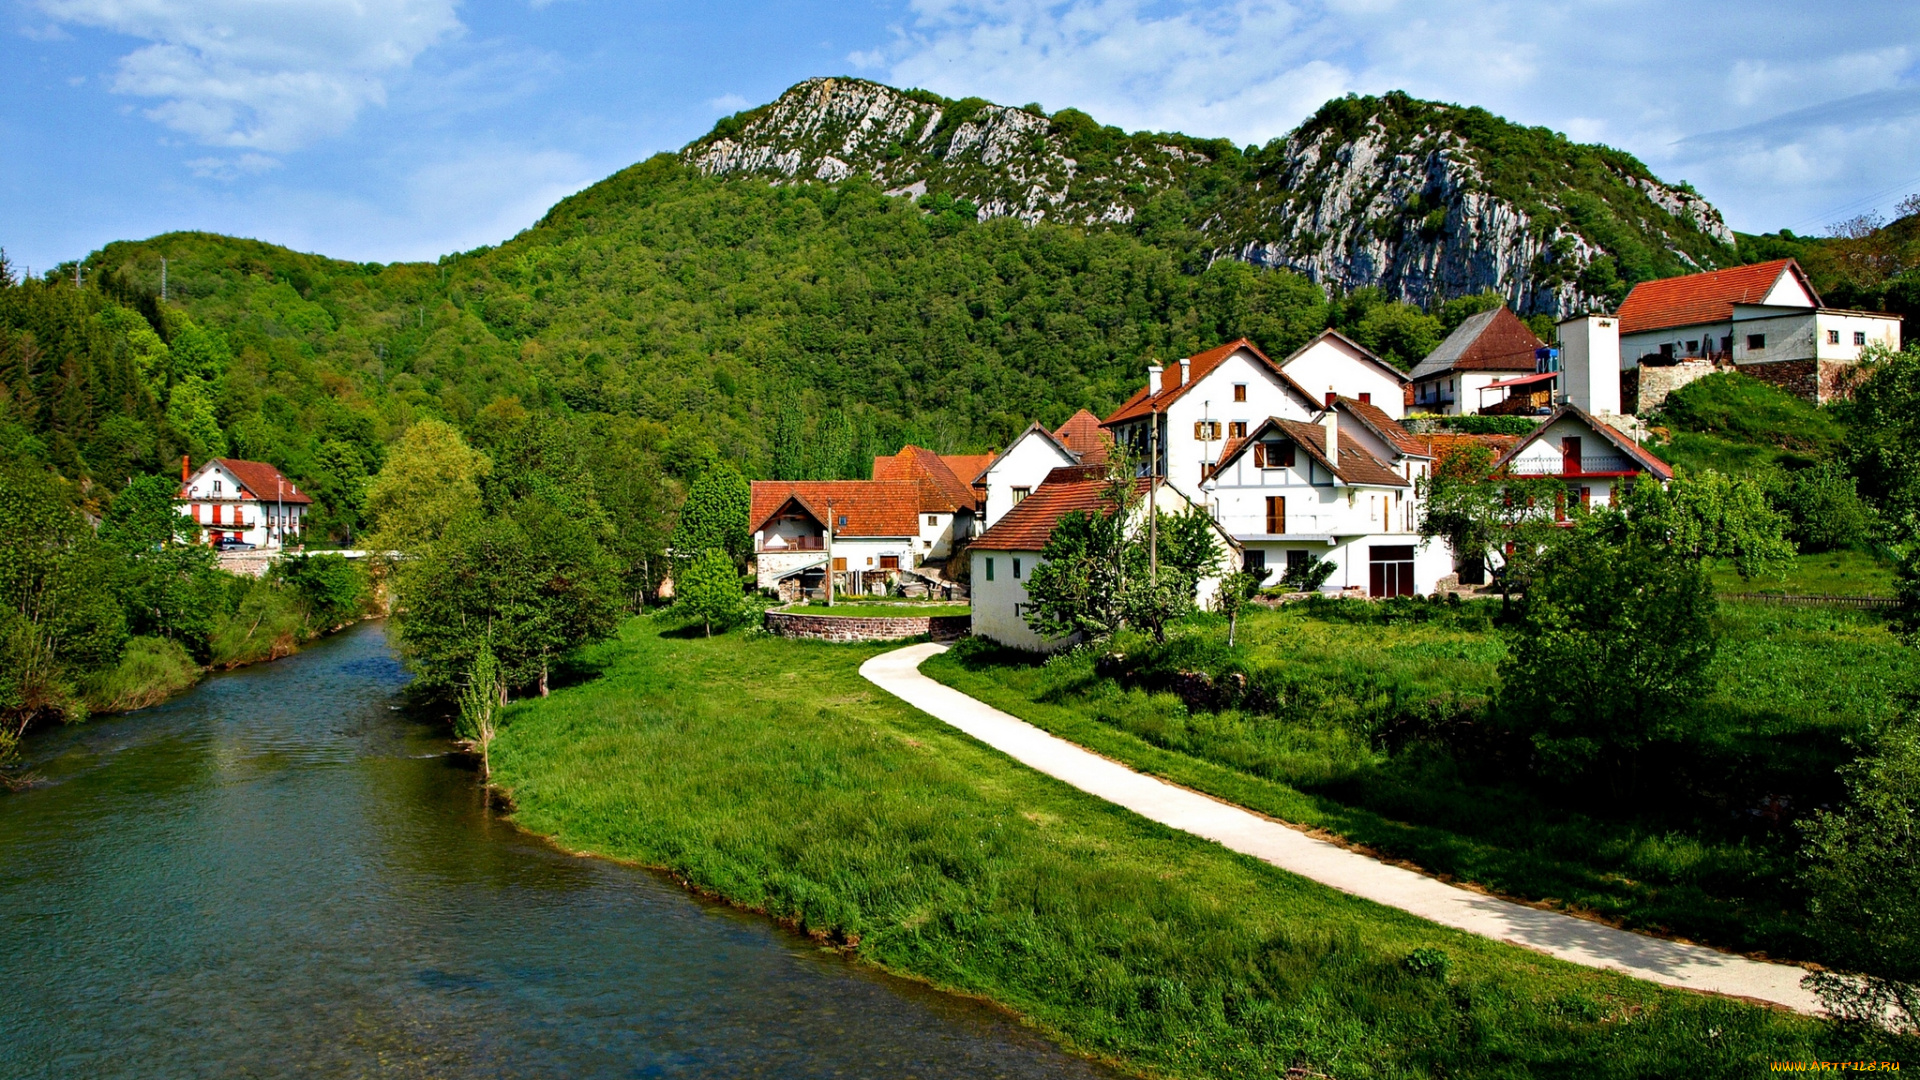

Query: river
<box><xmin>0</xmin><ymin>621</ymin><xmax>1115</xmax><ymax>1078</ymax></box>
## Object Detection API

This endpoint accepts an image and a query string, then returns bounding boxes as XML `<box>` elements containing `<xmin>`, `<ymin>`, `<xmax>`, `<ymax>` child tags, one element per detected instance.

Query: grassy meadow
<box><xmin>487</xmin><ymin>615</ymin><xmax>1861</xmax><ymax>1079</ymax></box>
<box><xmin>926</xmin><ymin>598</ymin><xmax>1914</xmax><ymax>971</ymax></box>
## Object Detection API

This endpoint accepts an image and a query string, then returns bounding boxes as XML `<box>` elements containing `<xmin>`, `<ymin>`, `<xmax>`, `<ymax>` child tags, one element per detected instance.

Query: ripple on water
<box><xmin>0</xmin><ymin>621</ymin><xmax>1117</xmax><ymax>1079</ymax></box>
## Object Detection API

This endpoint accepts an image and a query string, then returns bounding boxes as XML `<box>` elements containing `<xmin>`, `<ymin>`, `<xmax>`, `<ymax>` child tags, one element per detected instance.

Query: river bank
<box><xmin>1</xmin><ymin>620</ymin><xmax>1114</xmax><ymax>1078</ymax></box>
<box><xmin>488</xmin><ymin>616</ymin><xmax>1859</xmax><ymax>1080</ymax></box>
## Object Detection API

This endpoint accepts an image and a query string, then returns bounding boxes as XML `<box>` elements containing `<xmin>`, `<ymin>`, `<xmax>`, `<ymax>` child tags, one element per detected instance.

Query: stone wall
<box><xmin>1621</xmin><ymin>361</ymin><xmax>1723</xmax><ymax>415</ymax></box>
<box><xmin>1737</xmin><ymin>358</ymin><xmax>1863</xmax><ymax>405</ymax></box>
<box><xmin>764</xmin><ymin>610</ymin><xmax>971</xmax><ymax>643</ymax></box>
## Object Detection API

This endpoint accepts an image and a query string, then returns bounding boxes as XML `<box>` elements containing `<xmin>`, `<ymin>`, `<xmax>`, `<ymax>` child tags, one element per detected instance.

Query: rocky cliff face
<box><xmin>685</xmin><ymin>78</ymin><xmax>1735</xmax><ymax>317</ymax></box>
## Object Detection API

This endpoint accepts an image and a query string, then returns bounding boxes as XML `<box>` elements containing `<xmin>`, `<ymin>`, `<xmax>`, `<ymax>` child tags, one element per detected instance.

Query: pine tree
<box><xmin>771</xmin><ymin>400</ymin><xmax>805</xmax><ymax>480</ymax></box>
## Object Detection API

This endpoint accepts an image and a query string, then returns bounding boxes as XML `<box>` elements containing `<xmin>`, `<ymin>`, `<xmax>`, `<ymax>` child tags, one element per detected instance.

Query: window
<box><xmin>837</xmin><ymin>515</ymin><xmax>848</xmax><ymax>528</ymax></box>
<box><xmin>1193</xmin><ymin>420</ymin><xmax>1222</xmax><ymax>441</ymax></box>
<box><xmin>1686</xmin><ymin>340</ymin><xmax>1699</xmax><ymax>354</ymax></box>
<box><xmin>1228</xmin><ymin>421</ymin><xmax>1247</xmax><ymax>440</ymax></box>
<box><xmin>1011</xmin><ymin>487</ymin><xmax>1030</xmax><ymax>505</ymax></box>
<box><xmin>1242</xmin><ymin>549</ymin><xmax>1266</xmax><ymax>576</ymax></box>
<box><xmin>1721</xmin><ymin>335</ymin><xmax>1733</xmax><ymax>354</ymax></box>
<box><xmin>1828</xmin><ymin>329</ymin><xmax>1841</xmax><ymax>345</ymax></box>
<box><xmin>1286</xmin><ymin>550</ymin><xmax>1310</xmax><ymax>576</ymax></box>
<box><xmin>1233</xmin><ymin>383</ymin><xmax>1247</xmax><ymax>402</ymax></box>
<box><xmin>1748</xmin><ymin>334</ymin><xmax>1766</xmax><ymax>351</ymax></box>
<box><xmin>832</xmin><ymin>557</ymin><xmax>847</xmax><ymax>571</ymax></box>
<box><xmin>985</xmin><ymin>557</ymin><xmax>995</xmax><ymax>581</ymax></box>
<box><xmin>1255</xmin><ymin>442</ymin><xmax>1294</xmax><ymax>469</ymax></box>
<box><xmin>1265</xmin><ymin>496</ymin><xmax>1285</xmax><ymax>535</ymax></box>
<box><xmin>213</xmin><ymin>479</ymin><xmax>222</xmax><ymax>493</ymax></box>
<box><xmin>880</xmin><ymin>555</ymin><xmax>900</xmax><ymax>570</ymax></box>
<box><xmin>1855</xmin><ymin>331</ymin><xmax>1868</xmax><ymax>346</ymax></box>
<box><xmin>1659</xmin><ymin>343</ymin><xmax>1674</xmax><ymax>359</ymax></box>
<box><xmin>926</xmin><ymin>515</ymin><xmax>938</xmax><ymax>526</ymax></box>
<box><xmin>1358</xmin><ymin>392</ymin><xmax>1371</xmax><ymax>404</ymax></box>
<box><xmin>865</xmin><ymin>557</ymin><xmax>874</xmax><ymax>567</ymax></box>
<box><xmin>1013</xmin><ymin>557</ymin><xmax>1023</xmax><ymax>579</ymax></box>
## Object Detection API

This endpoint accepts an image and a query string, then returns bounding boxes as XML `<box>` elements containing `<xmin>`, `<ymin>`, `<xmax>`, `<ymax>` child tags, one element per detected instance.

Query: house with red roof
<box><xmin>1492</xmin><ymin>403</ymin><xmax>1673</xmax><ymax>522</ymax></box>
<box><xmin>1408</xmin><ymin>307</ymin><xmax>1548</xmax><ymax>416</ymax></box>
<box><xmin>750</xmin><ymin>480</ymin><xmax>932</xmax><ymax>599</ymax></box>
<box><xmin>967</xmin><ymin>465</ymin><xmax>1236</xmax><ymax>651</ymax></box>
<box><xmin>177</xmin><ymin>456</ymin><xmax>312</xmax><ymax>549</ymax></box>
<box><xmin>1610</xmin><ymin>258</ymin><xmax>1899</xmax><ymax>407</ymax></box>
<box><xmin>1199</xmin><ymin>401</ymin><xmax>1449</xmax><ymax>597</ymax></box>
<box><xmin>1277</xmin><ymin>330</ymin><xmax>1412</xmax><ymax>420</ymax></box>
<box><xmin>973</xmin><ymin>409</ymin><xmax>1112</xmax><ymax>529</ymax></box>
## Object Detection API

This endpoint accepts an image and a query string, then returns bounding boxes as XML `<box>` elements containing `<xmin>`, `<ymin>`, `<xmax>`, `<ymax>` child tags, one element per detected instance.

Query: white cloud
<box><xmin>37</xmin><ymin>0</ymin><xmax>462</xmax><ymax>151</ymax></box>
<box><xmin>185</xmin><ymin>152</ymin><xmax>281</xmax><ymax>180</ymax></box>
<box><xmin>870</xmin><ymin>0</ymin><xmax>1920</xmax><ymax>232</ymax></box>
<box><xmin>709</xmin><ymin>92</ymin><xmax>752</xmax><ymax>113</ymax></box>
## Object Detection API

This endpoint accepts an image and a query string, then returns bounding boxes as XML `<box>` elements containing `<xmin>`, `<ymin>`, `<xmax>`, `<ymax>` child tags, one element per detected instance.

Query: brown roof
<box><xmin>971</xmin><ymin>467</ymin><xmax>1149</xmax><ymax>551</ymax></box>
<box><xmin>1491</xmin><ymin>405</ymin><xmax>1674</xmax><ymax>480</ymax></box>
<box><xmin>1616</xmin><ymin>259</ymin><xmax>1816</xmax><ymax>335</ymax></box>
<box><xmin>1208</xmin><ymin>417</ymin><xmax>1409</xmax><ymax>488</ymax></box>
<box><xmin>207</xmin><ymin>458</ymin><xmax>313</xmax><ymax>505</ymax></box>
<box><xmin>1410</xmin><ymin>307</ymin><xmax>1545</xmax><ymax>380</ymax></box>
<box><xmin>940</xmin><ymin>454</ymin><xmax>997</xmax><ymax>487</ymax></box>
<box><xmin>1334</xmin><ymin>396</ymin><xmax>1430</xmax><ymax>458</ymax></box>
<box><xmin>1424</xmin><ymin>432</ymin><xmax>1523</xmax><ymax>464</ymax></box>
<box><xmin>750</xmin><ymin>481</ymin><xmax>925</xmax><ymax>537</ymax></box>
<box><xmin>1103</xmin><ymin>339</ymin><xmax>1318</xmax><ymax>425</ymax></box>
<box><xmin>1053</xmin><ymin>409</ymin><xmax>1111</xmax><ymax>465</ymax></box>
<box><xmin>870</xmin><ymin>446</ymin><xmax>979</xmax><ymax>512</ymax></box>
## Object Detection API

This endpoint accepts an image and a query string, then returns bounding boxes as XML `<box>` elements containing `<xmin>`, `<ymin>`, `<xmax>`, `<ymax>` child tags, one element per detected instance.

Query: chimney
<box><xmin>1321</xmin><ymin>409</ymin><xmax>1338</xmax><ymax>461</ymax></box>
<box><xmin>181</xmin><ymin>455</ymin><xmax>190</xmax><ymax>484</ymax></box>
<box><xmin>1148</xmin><ymin>364</ymin><xmax>1163</xmax><ymax>395</ymax></box>
<box><xmin>1179</xmin><ymin>357</ymin><xmax>1190</xmax><ymax>385</ymax></box>
<box><xmin>1324</xmin><ymin>387</ymin><xmax>1337</xmax><ymax>408</ymax></box>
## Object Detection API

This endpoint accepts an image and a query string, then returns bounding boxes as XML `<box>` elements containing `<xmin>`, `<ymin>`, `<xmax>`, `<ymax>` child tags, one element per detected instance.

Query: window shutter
<box><xmin>1253</xmin><ymin>443</ymin><xmax>1266</xmax><ymax>468</ymax></box>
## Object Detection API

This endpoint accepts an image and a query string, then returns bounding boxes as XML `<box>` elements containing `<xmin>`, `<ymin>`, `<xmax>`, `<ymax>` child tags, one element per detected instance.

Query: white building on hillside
<box><xmin>177</xmin><ymin>456</ymin><xmax>312</xmax><ymax>549</ymax></box>
<box><xmin>1491</xmin><ymin>404</ymin><xmax>1674</xmax><ymax>515</ymax></box>
<box><xmin>968</xmin><ymin>465</ymin><xmax>1237</xmax><ymax>651</ymax></box>
<box><xmin>1277</xmin><ymin>329</ymin><xmax>1412</xmax><ymax>419</ymax></box>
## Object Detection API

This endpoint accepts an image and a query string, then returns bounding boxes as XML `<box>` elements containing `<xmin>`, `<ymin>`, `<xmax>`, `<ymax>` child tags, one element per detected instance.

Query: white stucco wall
<box><xmin>1154</xmin><ymin>350</ymin><xmax>1316</xmax><ymax>501</ymax></box>
<box><xmin>1281</xmin><ymin>337</ymin><xmax>1408</xmax><ymax>419</ymax></box>
<box><xmin>968</xmin><ymin>547</ymin><xmax>1063</xmax><ymax>651</ymax></box>
<box><xmin>979</xmin><ymin>431</ymin><xmax>1075</xmax><ymax>528</ymax></box>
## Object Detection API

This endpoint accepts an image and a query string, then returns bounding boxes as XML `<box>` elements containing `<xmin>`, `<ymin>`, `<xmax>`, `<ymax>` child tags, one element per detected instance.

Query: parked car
<box><xmin>216</xmin><ymin>538</ymin><xmax>257</xmax><ymax>551</ymax></box>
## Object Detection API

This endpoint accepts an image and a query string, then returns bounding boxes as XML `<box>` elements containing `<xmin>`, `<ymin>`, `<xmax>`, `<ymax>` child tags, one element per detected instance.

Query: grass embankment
<box><xmin>926</xmin><ymin>600</ymin><xmax>1913</xmax><ymax>972</ymax></box>
<box><xmin>491</xmin><ymin>617</ymin><xmax>1849</xmax><ymax>1079</ymax></box>
<box><xmin>1711</xmin><ymin>551</ymin><xmax>1895</xmax><ymax>597</ymax></box>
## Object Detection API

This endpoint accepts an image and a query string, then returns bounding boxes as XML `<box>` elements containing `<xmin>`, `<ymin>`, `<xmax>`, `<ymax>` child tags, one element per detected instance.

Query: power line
<box><xmin>1778</xmin><ymin>170</ymin><xmax>1920</xmax><ymax>233</ymax></box>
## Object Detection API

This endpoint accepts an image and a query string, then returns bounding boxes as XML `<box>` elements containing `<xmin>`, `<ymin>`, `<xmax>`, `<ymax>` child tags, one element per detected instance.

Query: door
<box><xmin>1369</xmin><ymin>545</ymin><xmax>1415</xmax><ymax>598</ymax></box>
<box><xmin>1265</xmin><ymin>496</ymin><xmax>1285</xmax><ymax>535</ymax></box>
<box><xmin>1560</xmin><ymin>436</ymin><xmax>1582</xmax><ymax>476</ymax></box>
<box><xmin>879</xmin><ymin>555</ymin><xmax>900</xmax><ymax>570</ymax></box>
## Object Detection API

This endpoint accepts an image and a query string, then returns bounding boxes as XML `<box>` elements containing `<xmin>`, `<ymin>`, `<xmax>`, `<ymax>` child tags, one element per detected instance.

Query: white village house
<box><xmin>176</xmin><ymin>456</ymin><xmax>312</xmax><ymax>548</ymax></box>
<box><xmin>1491</xmin><ymin>403</ymin><xmax>1674</xmax><ymax>514</ymax></box>
<box><xmin>967</xmin><ymin>464</ymin><xmax>1237</xmax><ymax>652</ymax></box>
<box><xmin>1408</xmin><ymin>307</ymin><xmax>1549</xmax><ymax>416</ymax></box>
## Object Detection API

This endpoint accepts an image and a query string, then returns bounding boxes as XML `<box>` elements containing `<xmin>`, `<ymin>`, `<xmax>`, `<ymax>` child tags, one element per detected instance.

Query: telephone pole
<box><xmin>1148</xmin><ymin>403</ymin><xmax>1159</xmax><ymax>582</ymax></box>
<box><xmin>824</xmin><ymin>500</ymin><xmax>836</xmax><ymax>607</ymax></box>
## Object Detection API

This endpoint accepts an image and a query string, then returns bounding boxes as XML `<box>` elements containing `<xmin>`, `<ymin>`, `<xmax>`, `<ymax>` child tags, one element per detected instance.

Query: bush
<box><xmin>1419</xmin><ymin>414</ymin><xmax>1542</xmax><ymax>435</ymax></box>
<box><xmin>1280</xmin><ymin>556</ymin><xmax>1338</xmax><ymax>591</ymax></box>
<box><xmin>80</xmin><ymin>636</ymin><xmax>200</xmax><ymax>713</ymax></box>
<box><xmin>1769</xmin><ymin>463</ymin><xmax>1875</xmax><ymax>553</ymax></box>
<box><xmin>1496</xmin><ymin>520</ymin><xmax>1717</xmax><ymax>786</ymax></box>
<box><xmin>272</xmin><ymin>553</ymin><xmax>367</xmax><ymax>629</ymax></box>
<box><xmin>678</xmin><ymin>548</ymin><xmax>745</xmax><ymax>636</ymax></box>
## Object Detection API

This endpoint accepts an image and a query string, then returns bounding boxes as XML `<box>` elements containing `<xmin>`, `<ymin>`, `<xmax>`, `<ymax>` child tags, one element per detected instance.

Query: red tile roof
<box><xmin>1334</xmin><ymin>396</ymin><xmax>1430</xmax><ymax>458</ymax></box>
<box><xmin>1616</xmin><ymin>259</ymin><xmax>1817</xmax><ymax>335</ymax></box>
<box><xmin>207</xmin><ymin>458</ymin><xmax>313</xmax><ymax>504</ymax></box>
<box><xmin>870</xmin><ymin>446</ymin><xmax>980</xmax><ymax>512</ymax></box>
<box><xmin>1103</xmin><ymin>340</ymin><xmax>1317</xmax><ymax>425</ymax></box>
<box><xmin>1208</xmin><ymin>417</ymin><xmax>1409</xmax><ymax>488</ymax></box>
<box><xmin>1053</xmin><ymin>409</ymin><xmax>1111</xmax><ymax>465</ymax></box>
<box><xmin>971</xmin><ymin>467</ymin><xmax>1149</xmax><ymax>551</ymax></box>
<box><xmin>940</xmin><ymin>453</ymin><xmax>998</xmax><ymax>487</ymax></box>
<box><xmin>750</xmin><ymin>481</ymin><xmax>925</xmax><ymax>537</ymax></box>
<box><xmin>1424</xmin><ymin>432</ymin><xmax>1523</xmax><ymax>465</ymax></box>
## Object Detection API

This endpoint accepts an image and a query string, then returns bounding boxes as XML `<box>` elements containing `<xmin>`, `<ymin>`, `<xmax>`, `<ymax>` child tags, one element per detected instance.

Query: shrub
<box><xmin>1403</xmin><ymin>947</ymin><xmax>1453</xmax><ymax>980</ymax></box>
<box><xmin>678</xmin><ymin>548</ymin><xmax>745</xmax><ymax>636</ymax></box>
<box><xmin>272</xmin><ymin>553</ymin><xmax>367</xmax><ymax>629</ymax></box>
<box><xmin>1280</xmin><ymin>556</ymin><xmax>1337</xmax><ymax>591</ymax></box>
<box><xmin>80</xmin><ymin>636</ymin><xmax>200</xmax><ymax>713</ymax></box>
<box><xmin>1769</xmin><ymin>463</ymin><xmax>1875</xmax><ymax>553</ymax></box>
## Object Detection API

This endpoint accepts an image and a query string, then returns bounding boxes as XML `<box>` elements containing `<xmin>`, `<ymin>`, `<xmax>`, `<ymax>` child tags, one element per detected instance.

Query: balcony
<box><xmin>1211</xmin><ymin>511</ymin><xmax>1402</xmax><ymax>539</ymax></box>
<box><xmin>1504</xmin><ymin>454</ymin><xmax>1640</xmax><ymax>477</ymax></box>
<box><xmin>758</xmin><ymin>535</ymin><xmax>824</xmax><ymax>553</ymax></box>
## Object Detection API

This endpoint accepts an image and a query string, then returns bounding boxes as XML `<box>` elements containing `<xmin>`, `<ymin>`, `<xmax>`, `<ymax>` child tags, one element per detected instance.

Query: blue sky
<box><xmin>5</xmin><ymin>0</ymin><xmax>1919</xmax><ymax>274</ymax></box>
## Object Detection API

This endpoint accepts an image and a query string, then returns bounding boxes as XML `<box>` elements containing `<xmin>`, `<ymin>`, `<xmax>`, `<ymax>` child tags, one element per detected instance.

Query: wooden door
<box><xmin>1265</xmin><ymin>496</ymin><xmax>1285</xmax><ymax>534</ymax></box>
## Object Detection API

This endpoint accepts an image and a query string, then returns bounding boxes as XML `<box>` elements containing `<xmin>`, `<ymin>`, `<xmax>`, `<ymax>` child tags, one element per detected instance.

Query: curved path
<box><xmin>861</xmin><ymin>643</ymin><xmax>1822</xmax><ymax>1015</ymax></box>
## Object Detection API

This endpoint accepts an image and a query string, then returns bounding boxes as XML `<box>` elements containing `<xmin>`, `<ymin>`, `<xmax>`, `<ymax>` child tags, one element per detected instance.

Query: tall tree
<box><xmin>668</xmin><ymin>461</ymin><xmax>750</xmax><ymax>570</ymax></box>
<box><xmin>365</xmin><ymin>419</ymin><xmax>491</xmax><ymax>554</ymax></box>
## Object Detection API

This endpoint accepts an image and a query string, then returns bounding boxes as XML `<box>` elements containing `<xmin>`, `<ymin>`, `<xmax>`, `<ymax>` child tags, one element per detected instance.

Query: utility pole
<box><xmin>824</xmin><ymin>500</ymin><xmax>836</xmax><ymax>607</ymax></box>
<box><xmin>1148</xmin><ymin>403</ymin><xmax>1159</xmax><ymax>582</ymax></box>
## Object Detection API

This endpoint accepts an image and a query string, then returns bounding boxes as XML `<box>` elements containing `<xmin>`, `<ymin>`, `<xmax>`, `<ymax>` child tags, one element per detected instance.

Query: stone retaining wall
<box><xmin>764</xmin><ymin>610</ymin><xmax>971</xmax><ymax>643</ymax></box>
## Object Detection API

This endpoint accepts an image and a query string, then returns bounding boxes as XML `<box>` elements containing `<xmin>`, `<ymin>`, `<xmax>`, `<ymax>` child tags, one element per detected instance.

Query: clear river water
<box><xmin>0</xmin><ymin>621</ymin><xmax>1116</xmax><ymax>1078</ymax></box>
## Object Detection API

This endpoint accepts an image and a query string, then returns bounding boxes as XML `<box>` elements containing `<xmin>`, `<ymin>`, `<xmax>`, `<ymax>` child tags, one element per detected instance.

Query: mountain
<box><xmin>686</xmin><ymin>77</ymin><xmax>1736</xmax><ymax>316</ymax></box>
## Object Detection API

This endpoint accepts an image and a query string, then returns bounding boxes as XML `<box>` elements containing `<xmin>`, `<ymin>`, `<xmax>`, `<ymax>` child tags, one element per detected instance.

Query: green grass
<box><xmin>489</xmin><ymin>617</ymin><xmax>1858</xmax><ymax>1078</ymax></box>
<box><xmin>1650</xmin><ymin>373</ymin><xmax>1848</xmax><ymax>475</ymax></box>
<box><xmin>924</xmin><ymin>601</ymin><xmax>1915</xmax><ymax>971</ymax></box>
<box><xmin>1711</xmin><ymin>550</ymin><xmax>1896</xmax><ymax>597</ymax></box>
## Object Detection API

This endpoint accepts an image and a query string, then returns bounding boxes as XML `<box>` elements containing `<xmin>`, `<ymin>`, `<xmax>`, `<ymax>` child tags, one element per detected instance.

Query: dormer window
<box><xmin>1011</xmin><ymin>487</ymin><xmax>1031</xmax><ymax>505</ymax></box>
<box><xmin>837</xmin><ymin>515</ymin><xmax>848</xmax><ymax>528</ymax></box>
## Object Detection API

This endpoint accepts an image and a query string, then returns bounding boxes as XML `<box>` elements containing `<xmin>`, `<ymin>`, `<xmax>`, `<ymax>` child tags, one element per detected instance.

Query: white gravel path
<box><xmin>861</xmin><ymin>642</ymin><xmax>1822</xmax><ymax>1015</ymax></box>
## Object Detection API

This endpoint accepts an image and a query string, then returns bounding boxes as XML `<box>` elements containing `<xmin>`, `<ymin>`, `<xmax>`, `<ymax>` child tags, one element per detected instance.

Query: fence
<box><xmin>1722</xmin><ymin>592</ymin><xmax>1899</xmax><ymax>610</ymax></box>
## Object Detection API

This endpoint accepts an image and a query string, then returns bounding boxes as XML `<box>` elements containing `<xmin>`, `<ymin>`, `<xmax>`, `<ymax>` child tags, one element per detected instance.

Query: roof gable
<box><xmin>749</xmin><ymin>480</ymin><xmax>925</xmax><ymax>536</ymax></box>
<box><xmin>1280</xmin><ymin>329</ymin><xmax>1411</xmax><ymax>385</ymax></box>
<box><xmin>1209</xmin><ymin>415</ymin><xmax>1408</xmax><ymax>488</ymax></box>
<box><xmin>1492</xmin><ymin>405</ymin><xmax>1674</xmax><ymax>480</ymax></box>
<box><xmin>1616</xmin><ymin>259</ymin><xmax>1820</xmax><ymax>335</ymax></box>
<box><xmin>1410</xmin><ymin>307</ymin><xmax>1545</xmax><ymax>380</ymax></box>
<box><xmin>870</xmin><ymin>445</ymin><xmax>979</xmax><ymax>511</ymax></box>
<box><xmin>1333</xmin><ymin>396</ymin><xmax>1431</xmax><ymax>459</ymax></box>
<box><xmin>187</xmin><ymin>458</ymin><xmax>313</xmax><ymax>505</ymax></box>
<box><xmin>1102</xmin><ymin>340</ymin><xmax>1318</xmax><ymax>426</ymax></box>
<box><xmin>1053</xmin><ymin>409</ymin><xmax>1111</xmax><ymax>465</ymax></box>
